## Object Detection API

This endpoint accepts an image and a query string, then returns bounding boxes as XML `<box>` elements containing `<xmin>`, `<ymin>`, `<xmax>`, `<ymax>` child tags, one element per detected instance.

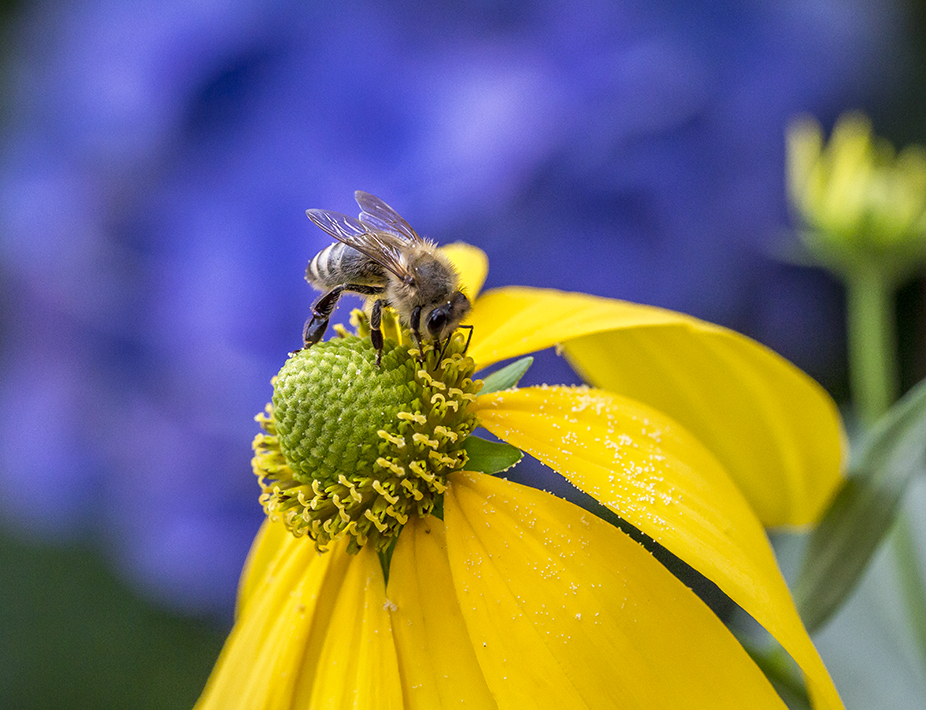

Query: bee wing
<box><xmin>354</xmin><ymin>191</ymin><xmax>424</xmax><ymax>244</ymax></box>
<box><xmin>306</xmin><ymin>207</ymin><xmax>411</xmax><ymax>280</ymax></box>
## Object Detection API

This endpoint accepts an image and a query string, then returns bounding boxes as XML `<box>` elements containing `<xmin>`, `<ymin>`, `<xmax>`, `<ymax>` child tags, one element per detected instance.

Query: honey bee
<box><xmin>303</xmin><ymin>191</ymin><xmax>472</xmax><ymax>364</ymax></box>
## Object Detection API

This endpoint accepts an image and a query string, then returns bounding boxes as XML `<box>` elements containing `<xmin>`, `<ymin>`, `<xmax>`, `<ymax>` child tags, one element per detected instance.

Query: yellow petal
<box><xmin>196</xmin><ymin>526</ymin><xmax>403</xmax><ymax>710</ymax></box>
<box><xmin>235</xmin><ymin>518</ymin><xmax>288</xmax><ymax>617</ymax></box>
<box><xmin>787</xmin><ymin>116</ymin><xmax>824</xmax><ymax>210</ymax></box>
<box><xmin>443</xmin><ymin>471</ymin><xmax>789</xmax><ymax>709</ymax></box>
<box><xmin>441</xmin><ymin>242</ymin><xmax>488</xmax><ymax>300</ymax></box>
<box><xmin>467</xmin><ymin>287</ymin><xmax>845</xmax><ymax>526</ymax></box>
<box><xmin>387</xmin><ymin>515</ymin><xmax>497</xmax><ymax>709</ymax></box>
<box><xmin>197</xmin><ymin>526</ymin><xmax>337</xmax><ymax>709</ymax></box>
<box><xmin>475</xmin><ymin>386</ymin><xmax>843</xmax><ymax>710</ymax></box>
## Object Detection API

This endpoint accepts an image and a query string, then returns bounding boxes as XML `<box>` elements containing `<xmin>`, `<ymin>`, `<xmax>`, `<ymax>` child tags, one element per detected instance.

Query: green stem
<box><xmin>845</xmin><ymin>268</ymin><xmax>899</xmax><ymax>425</ymax></box>
<box><xmin>892</xmin><ymin>507</ymin><xmax>926</xmax><ymax>665</ymax></box>
<box><xmin>845</xmin><ymin>267</ymin><xmax>926</xmax><ymax>671</ymax></box>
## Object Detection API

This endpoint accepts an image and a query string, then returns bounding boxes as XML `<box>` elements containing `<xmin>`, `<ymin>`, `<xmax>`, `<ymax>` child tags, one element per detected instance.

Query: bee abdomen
<box><xmin>306</xmin><ymin>242</ymin><xmax>386</xmax><ymax>289</ymax></box>
<box><xmin>306</xmin><ymin>242</ymin><xmax>345</xmax><ymax>287</ymax></box>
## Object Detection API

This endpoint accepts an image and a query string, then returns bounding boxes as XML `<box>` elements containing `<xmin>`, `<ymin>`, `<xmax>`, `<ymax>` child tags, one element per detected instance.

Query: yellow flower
<box><xmin>787</xmin><ymin>112</ymin><xmax>926</xmax><ymax>282</ymax></box>
<box><xmin>197</xmin><ymin>244</ymin><xmax>846</xmax><ymax>709</ymax></box>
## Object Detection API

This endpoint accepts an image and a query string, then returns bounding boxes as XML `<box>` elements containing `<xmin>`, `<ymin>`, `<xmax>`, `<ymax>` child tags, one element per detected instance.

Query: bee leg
<box><xmin>299</xmin><ymin>284</ymin><xmax>385</xmax><ymax>355</ymax></box>
<box><xmin>370</xmin><ymin>298</ymin><xmax>385</xmax><ymax>367</ymax></box>
<box><xmin>410</xmin><ymin>306</ymin><xmax>424</xmax><ymax>361</ymax></box>
<box><xmin>302</xmin><ymin>285</ymin><xmax>347</xmax><ymax>349</ymax></box>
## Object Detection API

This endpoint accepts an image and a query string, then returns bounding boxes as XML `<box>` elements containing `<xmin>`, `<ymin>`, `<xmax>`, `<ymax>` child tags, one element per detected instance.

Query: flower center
<box><xmin>252</xmin><ymin>311</ymin><xmax>481</xmax><ymax>553</ymax></box>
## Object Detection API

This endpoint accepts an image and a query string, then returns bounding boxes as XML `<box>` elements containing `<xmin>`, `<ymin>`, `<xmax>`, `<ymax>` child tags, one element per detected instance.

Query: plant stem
<box><xmin>845</xmin><ymin>268</ymin><xmax>899</xmax><ymax>425</ymax></box>
<box><xmin>845</xmin><ymin>267</ymin><xmax>926</xmax><ymax>670</ymax></box>
<box><xmin>893</xmin><ymin>507</ymin><xmax>926</xmax><ymax>665</ymax></box>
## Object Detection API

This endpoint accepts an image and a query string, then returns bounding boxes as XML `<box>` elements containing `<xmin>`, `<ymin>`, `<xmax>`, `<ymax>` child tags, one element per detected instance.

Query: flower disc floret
<box><xmin>253</xmin><ymin>322</ymin><xmax>481</xmax><ymax>553</ymax></box>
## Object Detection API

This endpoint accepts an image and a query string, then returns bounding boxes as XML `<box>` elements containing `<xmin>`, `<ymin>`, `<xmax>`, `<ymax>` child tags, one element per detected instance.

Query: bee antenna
<box><xmin>438</xmin><ymin>325</ymin><xmax>474</xmax><ymax>361</ymax></box>
<box><xmin>438</xmin><ymin>336</ymin><xmax>451</xmax><ymax>361</ymax></box>
<box><xmin>460</xmin><ymin>324</ymin><xmax>474</xmax><ymax>354</ymax></box>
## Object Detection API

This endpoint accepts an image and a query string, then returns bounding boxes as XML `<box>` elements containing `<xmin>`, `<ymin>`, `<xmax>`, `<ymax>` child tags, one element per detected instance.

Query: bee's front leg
<box><xmin>369</xmin><ymin>298</ymin><xmax>386</xmax><ymax>367</ymax></box>
<box><xmin>409</xmin><ymin>305</ymin><xmax>425</xmax><ymax>362</ymax></box>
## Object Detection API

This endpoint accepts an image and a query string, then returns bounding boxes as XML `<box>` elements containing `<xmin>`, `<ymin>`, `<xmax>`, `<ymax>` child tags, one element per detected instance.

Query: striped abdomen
<box><xmin>306</xmin><ymin>242</ymin><xmax>387</xmax><ymax>290</ymax></box>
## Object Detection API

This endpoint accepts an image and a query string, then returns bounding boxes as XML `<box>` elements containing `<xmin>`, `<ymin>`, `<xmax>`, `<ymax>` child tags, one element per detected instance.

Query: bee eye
<box><xmin>427</xmin><ymin>309</ymin><xmax>448</xmax><ymax>336</ymax></box>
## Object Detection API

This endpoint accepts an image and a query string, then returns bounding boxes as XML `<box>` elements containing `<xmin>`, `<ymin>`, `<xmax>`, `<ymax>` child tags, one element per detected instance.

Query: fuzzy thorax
<box><xmin>252</xmin><ymin>311</ymin><xmax>481</xmax><ymax>553</ymax></box>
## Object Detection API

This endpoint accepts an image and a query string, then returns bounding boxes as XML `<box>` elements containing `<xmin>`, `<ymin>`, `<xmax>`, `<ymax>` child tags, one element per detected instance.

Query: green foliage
<box><xmin>0</xmin><ymin>529</ymin><xmax>227</xmax><ymax>710</ymax></box>
<box><xmin>796</xmin><ymin>378</ymin><xmax>926</xmax><ymax>631</ymax></box>
<box><xmin>463</xmin><ymin>435</ymin><xmax>523</xmax><ymax>475</ymax></box>
<box><xmin>478</xmin><ymin>356</ymin><xmax>533</xmax><ymax>394</ymax></box>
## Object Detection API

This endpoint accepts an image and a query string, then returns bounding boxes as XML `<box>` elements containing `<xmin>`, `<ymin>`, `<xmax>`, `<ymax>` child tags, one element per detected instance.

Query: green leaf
<box><xmin>739</xmin><ymin>637</ymin><xmax>811</xmax><ymax>710</ymax></box>
<box><xmin>478</xmin><ymin>356</ymin><xmax>533</xmax><ymax>395</ymax></box>
<box><xmin>795</xmin><ymin>377</ymin><xmax>926</xmax><ymax>631</ymax></box>
<box><xmin>463</xmin><ymin>435</ymin><xmax>523</xmax><ymax>475</ymax></box>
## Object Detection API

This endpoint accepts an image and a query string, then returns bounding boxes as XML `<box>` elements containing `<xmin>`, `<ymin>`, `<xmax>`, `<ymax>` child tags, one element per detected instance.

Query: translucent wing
<box><xmin>306</xmin><ymin>207</ymin><xmax>410</xmax><ymax>280</ymax></box>
<box><xmin>355</xmin><ymin>191</ymin><xmax>423</xmax><ymax>244</ymax></box>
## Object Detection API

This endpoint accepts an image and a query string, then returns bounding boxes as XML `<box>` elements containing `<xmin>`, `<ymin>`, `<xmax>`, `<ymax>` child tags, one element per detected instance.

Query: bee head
<box><xmin>425</xmin><ymin>291</ymin><xmax>471</xmax><ymax>342</ymax></box>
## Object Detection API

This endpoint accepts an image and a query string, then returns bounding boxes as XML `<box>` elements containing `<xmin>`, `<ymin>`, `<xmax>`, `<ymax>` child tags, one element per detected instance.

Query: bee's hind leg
<box><xmin>301</xmin><ymin>285</ymin><xmax>347</xmax><ymax>350</ymax></box>
<box><xmin>297</xmin><ymin>283</ymin><xmax>385</xmax><ymax>356</ymax></box>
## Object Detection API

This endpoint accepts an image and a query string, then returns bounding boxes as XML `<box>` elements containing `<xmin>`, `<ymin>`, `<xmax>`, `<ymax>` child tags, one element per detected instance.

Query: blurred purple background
<box><xmin>0</xmin><ymin>0</ymin><xmax>918</xmax><ymax>618</ymax></box>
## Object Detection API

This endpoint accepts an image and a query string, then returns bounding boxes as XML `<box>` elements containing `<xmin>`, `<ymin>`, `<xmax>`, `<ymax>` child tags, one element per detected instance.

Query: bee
<box><xmin>303</xmin><ymin>191</ymin><xmax>472</xmax><ymax>365</ymax></box>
